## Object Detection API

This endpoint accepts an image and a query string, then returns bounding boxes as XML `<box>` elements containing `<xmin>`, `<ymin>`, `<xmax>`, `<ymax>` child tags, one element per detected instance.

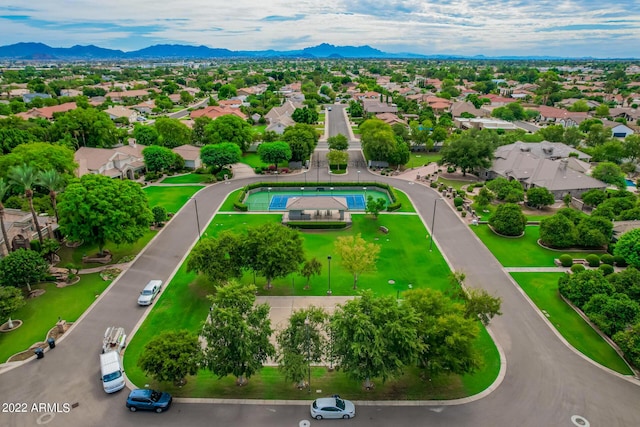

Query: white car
<box><xmin>137</xmin><ymin>279</ymin><xmax>162</xmax><ymax>306</ymax></box>
<box><xmin>310</xmin><ymin>396</ymin><xmax>355</xmax><ymax>420</ymax></box>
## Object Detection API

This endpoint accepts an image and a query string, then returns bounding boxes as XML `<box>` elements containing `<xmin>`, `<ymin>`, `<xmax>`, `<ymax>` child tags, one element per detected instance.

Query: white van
<box><xmin>137</xmin><ymin>279</ymin><xmax>163</xmax><ymax>306</ymax></box>
<box><xmin>100</xmin><ymin>351</ymin><xmax>125</xmax><ymax>393</ymax></box>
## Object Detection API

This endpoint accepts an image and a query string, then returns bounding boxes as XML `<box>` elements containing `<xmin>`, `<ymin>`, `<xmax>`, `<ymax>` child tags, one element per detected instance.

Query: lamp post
<box><xmin>267</xmin><ymin>187</ymin><xmax>272</xmax><ymax>212</ymax></box>
<box><xmin>357</xmin><ymin>170</ymin><xmax>361</xmax><ymax>183</ymax></box>
<box><xmin>327</xmin><ymin>255</ymin><xmax>332</xmax><ymax>295</ymax></box>
<box><xmin>305</xmin><ymin>316</ymin><xmax>311</xmax><ymax>393</ymax></box>
<box><xmin>363</xmin><ymin>186</ymin><xmax>367</xmax><ymax>200</ymax></box>
<box><xmin>330</xmin><ymin>187</ymin><xmax>334</xmax><ymax>196</ymax></box>
<box><xmin>301</xmin><ymin>187</ymin><xmax>305</xmax><ymax>197</ymax></box>
<box><xmin>274</xmin><ymin>171</ymin><xmax>278</xmax><ymax>184</ymax></box>
<box><xmin>303</xmin><ymin>170</ymin><xmax>308</xmax><ymax>185</ymax></box>
<box><xmin>192</xmin><ymin>198</ymin><xmax>201</xmax><ymax>239</ymax></box>
<box><xmin>429</xmin><ymin>199</ymin><xmax>441</xmax><ymax>252</ymax></box>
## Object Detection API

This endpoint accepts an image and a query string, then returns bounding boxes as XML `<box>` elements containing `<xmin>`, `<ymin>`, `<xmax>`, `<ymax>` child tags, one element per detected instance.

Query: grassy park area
<box><xmin>143</xmin><ymin>185</ymin><xmax>203</xmax><ymax>214</ymax></box>
<box><xmin>406</xmin><ymin>152</ymin><xmax>441</xmax><ymax>169</ymax></box>
<box><xmin>124</xmin><ymin>192</ymin><xmax>502</xmax><ymax>399</ymax></box>
<box><xmin>0</xmin><ymin>273</ymin><xmax>111</xmax><ymax>363</ymax></box>
<box><xmin>160</xmin><ymin>173</ymin><xmax>212</xmax><ymax>184</ymax></box>
<box><xmin>511</xmin><ymin>273</ymin><xmax>633</xmax><ymax>375</ymax></box>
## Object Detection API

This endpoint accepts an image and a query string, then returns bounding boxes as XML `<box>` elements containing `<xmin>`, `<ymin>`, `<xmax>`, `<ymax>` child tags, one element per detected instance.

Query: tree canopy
<box><xmin>334</xmin><ymin>234</ymin><xmax>380</xmax><ymax>289</ymax></box>
<box><xmin>257</xmin><ymin>141</ymin><xmax>292</xmax><ymax>170</ymax></box>
<box><xmin>0</xmin><ymin>286</ymin><xmax>25</xmax><ymax>323</ymax></box>
<box><xmin>0</xmin><ymin>249</ymin><xmax>49</xmax><ymax>292</ymax></box>
<box><xmin>488</xmin><ymin>203</ymin><xmax>527</xmax><ymax>236</ymax></box>
<box><xmin>200</xmin><ymin>142</ymin><xmax>242</xmax><ymax>171</ymax></box>
<box><xmin>137</xmin><ymin>330</ymin><xmax>201</xmax><ymax>385</ymax></box>
<box><xmin>439</xmin><ymin>132</ymin><xmax>494</xmax><ymax>176</ymax></box>
<box><xmin>614</xmin><ymin>228</ymin><xmax>640</xmax><ymax>268</ymax></box>
<box><xmin>204</xmin><ymin>114</ymin><xmax>253</xmax><ymax>151</ymax></box>
<box><xmin>57</xmin><ymin>174</ymin><xmax>153</xmax><ymax>256</ymax></box>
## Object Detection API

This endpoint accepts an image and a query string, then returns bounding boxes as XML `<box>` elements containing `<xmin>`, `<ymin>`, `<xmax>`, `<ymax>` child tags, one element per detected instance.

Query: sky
<box><xmin>1</xmin><ymin>1</ymin><xmax>640</xmax><ymax>58</ymax></box>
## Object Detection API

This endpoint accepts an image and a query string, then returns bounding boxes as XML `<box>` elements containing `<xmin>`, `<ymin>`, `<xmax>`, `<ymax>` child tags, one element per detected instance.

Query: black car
<box><xmin>126</xmin><ymin>389</ymin><xmax>172</xmax><ymax>413</ymax></box>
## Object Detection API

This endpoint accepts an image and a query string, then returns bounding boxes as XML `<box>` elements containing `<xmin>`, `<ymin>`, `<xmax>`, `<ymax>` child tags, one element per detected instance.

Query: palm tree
<box><xmin>36</xmin><ymin>169</ymin><xmax>63</xmax><ymax>223</ymax></box>
<box><xmin>0</xmin><ymin>178</ymin><xmax>12</xmax><ymax>255</ymax></box>
<box><xmin>8</xmin><ymin>164</ymin><xmax>44</xmax><ymax>245</ymax></box>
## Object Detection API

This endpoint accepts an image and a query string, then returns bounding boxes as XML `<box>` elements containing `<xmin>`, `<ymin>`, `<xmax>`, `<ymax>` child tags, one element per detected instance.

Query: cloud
<box><xmin>0</xmin><ymin>0</ymin><xmax>638</xmax><ymax>56</ymax></box>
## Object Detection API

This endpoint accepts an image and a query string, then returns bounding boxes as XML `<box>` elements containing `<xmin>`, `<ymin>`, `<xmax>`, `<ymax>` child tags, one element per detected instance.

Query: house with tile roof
<box><xmin>190</xmin><ymin>105</ymin><xmax>247</xmax><ymax>120</ymax></box>
<box><xmin>105</xmin><ymin>106</ymin><xmax>139</xmax><ymax>122</ymax></box>
<box><xmin>74</xmin><ymin>143</ymin><xmax>146</xmax><ymax>179</ymax></box>
<box><xmin>15</xmin><ymin>102</ymin><xmax>77</xmax><ymax>120</ymax></box>
<box><xmin>533</xmin><ymin>106</ymin><xmax>589</xmax><ymax>127</ymax></box>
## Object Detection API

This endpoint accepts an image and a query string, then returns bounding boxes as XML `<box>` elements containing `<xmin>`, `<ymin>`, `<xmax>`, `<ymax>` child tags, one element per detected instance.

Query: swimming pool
<box><xmin>244</xmin><ymin>188</ymin><xmax>391</xmax><ymax>211</ymax></box>
<box><xmin>625</xmin><ymin>179</ymin><xmax>637</xmax><ymax>188</ymax></box>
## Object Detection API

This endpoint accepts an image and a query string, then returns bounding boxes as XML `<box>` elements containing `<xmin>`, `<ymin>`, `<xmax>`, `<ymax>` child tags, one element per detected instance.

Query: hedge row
<box><xmin>286</xmin><ymin>221</ymin><xmax>347</xmax><ymax>229</ymax></box>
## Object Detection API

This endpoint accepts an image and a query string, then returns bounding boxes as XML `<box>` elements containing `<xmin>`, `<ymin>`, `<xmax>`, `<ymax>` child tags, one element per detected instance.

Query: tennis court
<box><xmin>245</xmin><ymin>188</ymin><xmax>390</xmax><ymax>212</ymax></box>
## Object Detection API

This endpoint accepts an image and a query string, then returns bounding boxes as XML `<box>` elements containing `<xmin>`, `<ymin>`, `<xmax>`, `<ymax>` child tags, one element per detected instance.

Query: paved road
<box><xmin>1</xmin><ymin>151</ymin><xmax>640</xmax><ymax>427</ymax></box>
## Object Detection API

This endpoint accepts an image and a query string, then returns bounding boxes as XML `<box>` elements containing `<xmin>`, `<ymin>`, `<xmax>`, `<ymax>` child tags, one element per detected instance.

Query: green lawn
<box><xmin>406</xmin><ymin>153</ymin><xmax>441</xmax><ymax>169</ymax></box>
<box><xmin>160</xmin><ymin>173</ymin><xmax>212</xmax><ymax>184</ymax></box>
<box><xmin>125</xmin><ymin>212</ymin><xmax>500</xmax><ymax>398</ymax></box>
<box><xmin>241</xmin><ymin>152</ymin><xmax>270</xmax><ymax>168</ymax></box>
<box><xmin>57</xmin><ymin>229</ymin><xmax>158</xmax><ymax>268</ymax></box>
<box><xmin>435</xmin><ymin>177</ymin><xmax>478</xmax><ymax>192</ymax></box>
<box><xmin>0</xmin><ymin>273</ymin><xmax>111</xmax><ymax>363</ymax></box>
<box><xmin>143</xmin><ymin>185</ymin><xmax>203</xmax><ymax>214</ymax></box>
<box><xmin>252</xmin><ymin>125</ymin><xmax>267</xmax><ymax>134</ymax></box>
<box><xmin>218</xmin><ymin>188</ymin><xmax>243</xmax><ymax>211</ymax></box>
<box><xmin>511</xmin><ymin>273</ymin><xmax>633</xmax><ymax>375</ymax></box>
<box><xmin>471</xmin><ymin>225</ymin><xmax>595</xmax><ymax>267</ymax></box>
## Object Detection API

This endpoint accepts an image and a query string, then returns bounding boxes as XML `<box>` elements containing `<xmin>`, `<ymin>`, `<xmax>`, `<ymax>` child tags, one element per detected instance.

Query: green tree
<box><xmin>439</xmin><ymin>132</ymin><xmax>494</xmax><ymax>176</ymax></box>
<box><xmin>404</xmin><ymin>288</ymin><xmax>482</xmax><ymax>377</ymax></box>
<box><xmin>488</xmin><ymin>203</ymin><xmax>527</xmax><ymax>237</ymax></box>
<box><xmin>591</xmin><ymin>162</ymin><xmax>626</xmax><ymax>189</ymax></box>
<box><xmin>154</xmin><ymin>117</ymin><xmax>192</xmax><ymax>148</ymax></box>
<box><xmin>0</xmin><ymin>143</ymin><xmax>76</xmax><ymax>180</ymax></box>
<box><xmin>584</xmin><ymin>293</ymin><xmax>640</xmax><ymax>336</ymax></box>
<box><xmin>539</xmin><ymin>214</ymin><xmax>577</xmax><ymax>248</ymax></box>
<box><xmin>276</xmin><ymin>306</ymin><xmax>328</xmax><ymax>388</ymax></box>
<box><xmin>538</xmin><ymin>125</ymin><xmax>565</xmax><ymax>142</ymax></box>
<box><xmin>327</xmin><ymin>134</ymin><xmax>349</xmax><ymax>151</ymax></box>
<box><xmin>133</xmin><ymin>125</ymin><xmax>159</xmax><ymax>146</ymax></box>
<box><xmin>365</xmin><ymin>195</ymin><xmax>386</xmax><ymax>219</ymax></box>
<box><xmin>326</xmin><ymin>150</ymin><xmax>348</xmax><ymax>170</ymax></box>
<box><xmin>8</xmin><ymin>164</ymin><xmax>44</xmax><ymax>244</ymax></box>
<box><xmin>292</xmin><ymin>107</ymin><xmax>319</xmax><ymax>124</ymax></box>
<box><xmin>613</xmin><ymin>322</ymin><xmax>640</xmax><ymax>368</ymax></box>
<box><xmin>191</xmin><ymin>116</ymin><xmax>212</xmax><ymax>146</ymax></box>
<box><xmin>474</xmin><ymin>187</ymin><xmax>495</xmax><ymax>210</ymax></box>
<box><xmin>576</xmin><ymin>215</ymin><xmax>612</xmax><ymax>248</ymax></box>
<box><xmin>300</xmin><ymin>257</ymin><xmax>322</xmax><ymax>289</ymax></box>
<box><xmin>0</xmin><ymin>179</ymin><xmax>12</xmax><ymax>254</ymax></box>
<box><xmin>51</xmin><ymin>107</ymin><xmax>120</xmax><ymax>148</ymax></box>
<box><xmin>186</xmin><ymin>231</ymin><xmax>243</xmax><ymax>284</ymax></box>
<box><xmin>204</xmin><ymin>114</ymin><xmax>253</xmax><ymax>151</ymax></box>
<box><xmin>486</xmin><ymin>178</ymin><xmax>524</xmax><ymax>202</ymax></box>
<box><xmin>257</xmin><ymin>141</ymin><xmax>292</xmax><ymax>170</ymax></box>
<box><xmin>525</xmin><ymin>186</ymin><xmax>555</xmax><ymax>209</ymax></box>
<box><xmin>463</xmin><ymin>288</ymin><xmax>502</xmax><ymax>325</ymax></box>
<box><xmin>0</xmin><ymin>249</ymin><xmax>48</xmax><ymax>292</ymax></box>
<box><xmin>242</xmin><ymin>223</ymin><xmax>305</xmax><ymax>289</ymax></box>
<box><xmin>201</xmin><ymin>282</ymin><xmax>275</xmax><ymax>385</ymax></box>
<box><xmin>57</xmin><ymin>174</ymin><xmax>153</xmax><ymax>256</ymax></box>
<box><xmin>563</xmin><ymin>127</ymin><xmax>584</xmax><ymax>147</ymax></box>
<box><xmin>151</xmin><ymin>206</ymin><xmax>167</xmax><ymax>226</ymax></box>
<box><xmin>142</xmin><ymin>145</ymin><xmax>177</xmax><ymax>173</ymax></box>
<box><xmin>347</xmin><ymin>100</ymin><xmax>364</xmax><ymax>117</ymax></box>
<box><xmin>35</xmin><ymin>169</ymin><xmax>64</xmax><ymax>223</ymax></box>
<box><xmin>558</xmin><ymin>269</ymin><xmax>614</xmax><ymax>309</ymax></box>
<box><xmin>200</xmin><ymin>143</ymin><xmax>242</xmax><ymax>172</ymax></box>
<box><xmin>614</xmin><ymin>228</ymin><xmax>640</xmax><ymax>268</ymax></box>
<box><xmin>137</xmin><ymin>330</ymin><xmax>201</xmax><ymax>386</ymax></box>
<box><xmin>0</xmin><ymin>286</ymin><xmax>25</xmax><ymax>323</ymax></box>
<box><xmin>623</xmin><ymin>134</ymin><xmax>640</xmax><ymax>162</ymax></box>
<box><xmin>360</xmin><ymin>119</ymin><xmax>397</xmax><ymax>162</ymax></box>
<box><xmin>282</xmin><ymin>123</ymin><xmax>318</xmax><ymax>162</ymax></box>
<box><xmin>608</xmin><ymin>267</ymin><xmax>640</xmax><ymax>301</ymax></box>
<box><xmin>331</xmin><ymin>290</ymin><xmax>421</xmax><ymax>389</ymax></box>
<box><xmin>334</xmin><ymin>234</ymin><xmax>380</xmax><ymax>289</ymax></box>
<box><xmin>581</xmin><ymin>189</ymin><xmax>607</xmax><ymax>207</ymax></box>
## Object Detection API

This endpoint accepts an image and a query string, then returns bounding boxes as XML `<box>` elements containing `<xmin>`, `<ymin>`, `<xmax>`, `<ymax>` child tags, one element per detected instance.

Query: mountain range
<box><xmin>0</xmin><ymin>42</ymin><xmax>572</xmax><ymax>61</ymax></box>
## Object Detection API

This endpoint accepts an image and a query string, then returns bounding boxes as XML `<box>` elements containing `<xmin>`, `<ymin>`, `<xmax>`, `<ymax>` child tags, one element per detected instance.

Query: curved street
<box><xmin>1</xmin><ymin>111</ymin><xmax>639</xmax><ymax>427</ymax></box>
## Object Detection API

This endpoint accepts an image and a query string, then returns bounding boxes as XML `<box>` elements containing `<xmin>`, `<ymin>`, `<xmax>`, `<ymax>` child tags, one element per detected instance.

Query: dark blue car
<box><xmin>126</xmin><ymin>389</ymin><xmax>172</xmax><ymax>413</ymax></box>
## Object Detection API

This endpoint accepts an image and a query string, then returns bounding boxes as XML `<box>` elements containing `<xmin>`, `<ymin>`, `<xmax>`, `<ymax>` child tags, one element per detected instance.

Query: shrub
<box><xmin>233</xmin><ymin>202</ymin><xmax>248</xmax><ymax>212</ymax></box>
<box><xmin>461</xmin><ymin>211</ymin><xmax>467</xmax><ymax>217</ymax></box>
<box><xmin>280</xmin><ymin>167</ymin><xmax>290</xmax><ymax>174</ymax></box>
<box><xmin>457</xmin><ymin>206</ymin><xmax>463</xmax><ymax>211</ymax></box>
<box><xmin>614</xmin><ymin>255</ymin><xmax>627</xmax><ymax>267</ymax></box>
<box><xmin>488</xmin><ymin>203</ymin><xmax>527</xmax><ymax>237</ymax></box>
<box><xmin>254</xmin><ymin>166</ymin><xmax>263</xmax><ymax>174</ymax></box>
<box><xmin>599</xmin><ymin>264</ymin><xmax>615</xmax><ymax>276</ymax></box>
<box><xmin>194</xmin><ymin>167</ymin><xmax>207</xmax><ymax>174</ymax></box>
<box><xmin>586</xmin><ymin>254</ymin><xmax>601</xmax><ymax>267</ymax></box>
<box><xmin>559</xmin><ymin>254</ymin><xmax>573</xmax><ymax>267</ymax></box>
<box><xmin>571</xmin><ymin>264</ymin><xmax>586</xmax><ymax>273</ymax></box>
<box><xmin>600</xmin><ymin>253</ymin><xmax>614</xmax><ymax>265</ymax></box>
<box><xmin>430</xmin><ymin>182</ymin><xmax>438</xmax><ymax>188</ymax></box>
<box><xmin>453</xmin><ymin>196</ymin><xmax>464</xmax><ymax>207</ymax></box>
<box><xmin>447</xmin><ymin>166</ymin><xmax>455</xmax><ymax>173</ymax></box>
<box><xmin>29</xmin><ymin>239</ymin><xmax>42</xmax><ymax>253</ymax></box>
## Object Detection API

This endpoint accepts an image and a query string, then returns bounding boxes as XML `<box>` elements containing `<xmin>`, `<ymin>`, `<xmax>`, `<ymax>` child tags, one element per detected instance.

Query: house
<box><xmin>375</xmin><ymin>112</ymin><xmax>406</xmax><ymax>126</ymax></box>
<box><xmin>601</xmin><ymin>120</ymin><xmax>635</xmax><ymax>138</ymax></box>
<box><xmin>132</xmin><ymin>100</ymin><xmax>156</xmax><ymax>115</ymax></box>
<box><xmin>190</xmin><ymin>105</ymin><xmax>247</xmax><ymax>121</ymax></box>
<box><xmin>534</xmin><ymin>106</ymin><xmax>588</xmax><ymax>127</ymax></box>
<box><xmin>266</xmin><ymin>115</ymin><xmax>295</xmax><ymax>134</ymax></box>
<box><xmin>104</xmin><ymin>106</ymin><xmax>139</xmax><ymax>122</ymax></box>
<box><xmin>450</xmin><ymin>101</ymin><xmax>489</xmax><ymax>118</ymax></box>
<box><xmin>264</xmin><ymin>100</ymin><xmax>303</xmax><ymax>125</ymax></box>
<box><xmin>0</xmin><ymin>209</ymin><xmax>57</xmax><ymax>258</ymax></box>
<box><xmin>362</xmin><ymin>99</ymin><xmax>398</xmax><ymax>114</ymax></box>
<box><xmin>454</xmin><ymin>117</ymin><xmax>518</xmax><ymax>131</ymax></box>
<box><xmin>172</xmin><ymin>145</ymin><xmax>202</xmax><ymax>169</ymax></box>
<box><xmin>105</xmin><ymin>88</ymin><xmax>159</xmax><ymax>102</ymax></box>
<box><xmin>497</xmin><ymin>141</ymin><xmax>591</xmax><ymax>161</ymax></box>
<box><xmin>480</xmin><ymin>143</ymin><xmax>606</xmax><ymax>199</ymax></box>
<box><xmin>74</xmin><ymin>143</ymin><xmax>146</xmax><ymax>179</ymax></box>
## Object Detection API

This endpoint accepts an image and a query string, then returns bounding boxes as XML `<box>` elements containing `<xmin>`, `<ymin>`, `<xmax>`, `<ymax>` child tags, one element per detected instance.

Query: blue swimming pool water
<box><xmin>625</xmin><ymin>179</ymin><xmax>637</xmax><ymax>187</ymax></box>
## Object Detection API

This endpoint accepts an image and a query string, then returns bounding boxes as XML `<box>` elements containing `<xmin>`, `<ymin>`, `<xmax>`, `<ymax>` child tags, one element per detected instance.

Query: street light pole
<box><xmin>429</xmin><ymin>199</ymin><xmax>440</xmax><ymax>252</ymax></box>
<box><xmin>304</xmin><ymin>170</ymin><xmax>308</xmax><ymax>185</ymax></box>
<box><xmin>267</xmin><ymin>187</ymin><xmax>272</xmax><ymax>212</ymax></box>
<box><xmin>192</xmin><ymin>198</ymin><xmax>201</xmax><ymax>239</ymax></box>
<box><xmin>357</xmin><ymin>170</ymin><xmax>361</xmax><ymax>183</ymax></box>
<box><xmin>327</xmin><ymin>255</ymin><xmax>332</xmax><ymax>295</ymax></box>
<box><xmin>305</xmin><ymin>316</ymin><xmax>311</xmax><ymax>393</ymax></box>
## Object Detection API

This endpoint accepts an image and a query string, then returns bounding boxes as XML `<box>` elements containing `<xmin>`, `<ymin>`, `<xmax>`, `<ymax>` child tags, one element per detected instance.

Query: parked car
<box><xmin>137</xmin><ymin>279</ymin><xmax>162</xmax><ymax>306</ymax></box>
<box><xmin>310</xmin><ymin>395</ymin><xmax>355</xmax><ymax>420</ymax></box>
<box><xmin>126</xmin><ymin>389</ymin><xmax>172</xmax><ymax>413</ymax></box>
